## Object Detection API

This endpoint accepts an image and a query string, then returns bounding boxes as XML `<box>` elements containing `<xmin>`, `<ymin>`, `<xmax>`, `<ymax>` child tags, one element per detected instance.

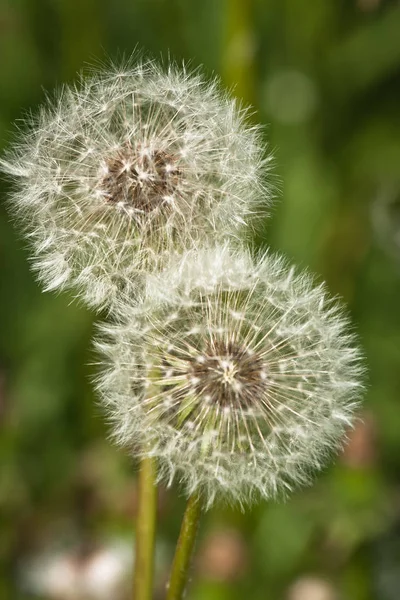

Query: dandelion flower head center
<box><xmin>101</xmin><ymin>143</ymin><xmax>181</xmax><ymax>214</ymax></box>
<box><xmin>188</xmin><ymin>339</ymin><xmax>268</xmax><ymax>408</ymax></box>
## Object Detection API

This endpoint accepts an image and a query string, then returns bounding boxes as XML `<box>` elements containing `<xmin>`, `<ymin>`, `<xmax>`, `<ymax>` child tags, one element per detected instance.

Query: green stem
<box><xmin>166</xmin><ymin>494</ymin><xmax>203</xmax><ymax>600</ymax></box>
<box><xmin>133</xmin><ymin>456</ymin><xmax>157</xmax><ymax>600</ymax></box>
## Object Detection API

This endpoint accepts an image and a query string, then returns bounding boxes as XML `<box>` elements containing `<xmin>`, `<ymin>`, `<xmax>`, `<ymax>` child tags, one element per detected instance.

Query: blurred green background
<box><xmin>1</xmin><ymin>0</ymin><xmax>400</xmax><ymax>599</ymax></box>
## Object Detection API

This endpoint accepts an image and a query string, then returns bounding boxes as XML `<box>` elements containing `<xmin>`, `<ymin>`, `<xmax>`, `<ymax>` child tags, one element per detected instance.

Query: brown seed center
<box><xmin>101</xmin><ymin>144</ymin><xmax>181</xmax><ymax>213</ymax></box>
<box><xmin>189</xmin><ymin>339</ymin><xmax>268</xmax><ymax>408</ymax></box>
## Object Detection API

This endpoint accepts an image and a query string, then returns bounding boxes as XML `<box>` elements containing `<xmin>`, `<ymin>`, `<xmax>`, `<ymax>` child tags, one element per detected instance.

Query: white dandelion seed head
<box><xmin>96</xmin><ymin>247</ymin><xmax>364</xmax><ymax>508</ymax></box>
<box><xmin>0</xmin><ymin>57</ymin><xmax>272</xmax><ymax>310</ymax></box>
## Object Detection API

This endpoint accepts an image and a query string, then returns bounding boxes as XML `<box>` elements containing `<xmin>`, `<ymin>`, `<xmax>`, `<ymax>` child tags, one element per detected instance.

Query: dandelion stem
<box><xmin>133</xmin><ymin>456</ymin><xmax>157</xmax><ymax>600</ymax></box>
<box><xmin>166</xmin><ymin>494</ymin><xmax>202</xmax><ymax>600</ymax></box>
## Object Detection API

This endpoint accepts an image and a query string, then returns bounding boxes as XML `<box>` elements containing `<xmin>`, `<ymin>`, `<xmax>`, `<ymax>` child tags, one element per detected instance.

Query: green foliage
<box><xmin>0</xmin><ymin>0</ymin><xmax>399</xmax><ymax>598</ymax></box>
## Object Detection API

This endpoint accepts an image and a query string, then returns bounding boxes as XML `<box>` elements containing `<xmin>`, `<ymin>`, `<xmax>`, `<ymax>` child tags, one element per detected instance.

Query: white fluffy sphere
<box><xmin>1</xmin><ymin>59</ymin><xmax>271</xmax><ymax>309</ymax></box>
<box><xmin>96</xmin><ymin>247</ymin><xmax>364</xmax><ymax>507</ymax></box>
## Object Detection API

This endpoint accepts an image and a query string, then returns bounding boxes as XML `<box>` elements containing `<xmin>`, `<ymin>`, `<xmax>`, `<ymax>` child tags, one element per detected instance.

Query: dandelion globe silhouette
<box><xmin>0</xmin><ymin>59</ymin><xmax>271</xmax><ymax>309</ymax></box>
<box><xmin>97</xmin><ymin>247</ymin><xmax>363</xmax><ymax>507</ymax></box>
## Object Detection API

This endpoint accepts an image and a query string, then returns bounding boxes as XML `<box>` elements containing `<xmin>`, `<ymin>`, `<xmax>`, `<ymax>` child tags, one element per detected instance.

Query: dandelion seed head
<box><xmin>1</xmin><ymin>58</ymin><xmax>272</xmax><ymax>309</ymax></box>
<box><xmin>96</xmin><ymin>248</ymin><xmax>364</xmax><ymax>507</ymax></box>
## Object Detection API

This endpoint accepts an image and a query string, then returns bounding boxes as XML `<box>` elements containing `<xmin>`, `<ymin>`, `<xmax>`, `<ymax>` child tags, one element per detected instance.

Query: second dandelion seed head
<box><xmin>97</xmin><ymin>247</ymin><xmax>364</xmax><ymax>507</ymax></box>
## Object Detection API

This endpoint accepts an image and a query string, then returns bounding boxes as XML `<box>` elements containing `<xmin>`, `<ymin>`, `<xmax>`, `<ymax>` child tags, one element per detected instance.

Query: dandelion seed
<box><xmin>0</xmin><ymin>57</ymin><xmax>272</xmax><ymax>309</ymax></box>
<box><xmin>96</xmin><ymin>247</ymin><xmax>364</xmax><ymax>507</ymax></box>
